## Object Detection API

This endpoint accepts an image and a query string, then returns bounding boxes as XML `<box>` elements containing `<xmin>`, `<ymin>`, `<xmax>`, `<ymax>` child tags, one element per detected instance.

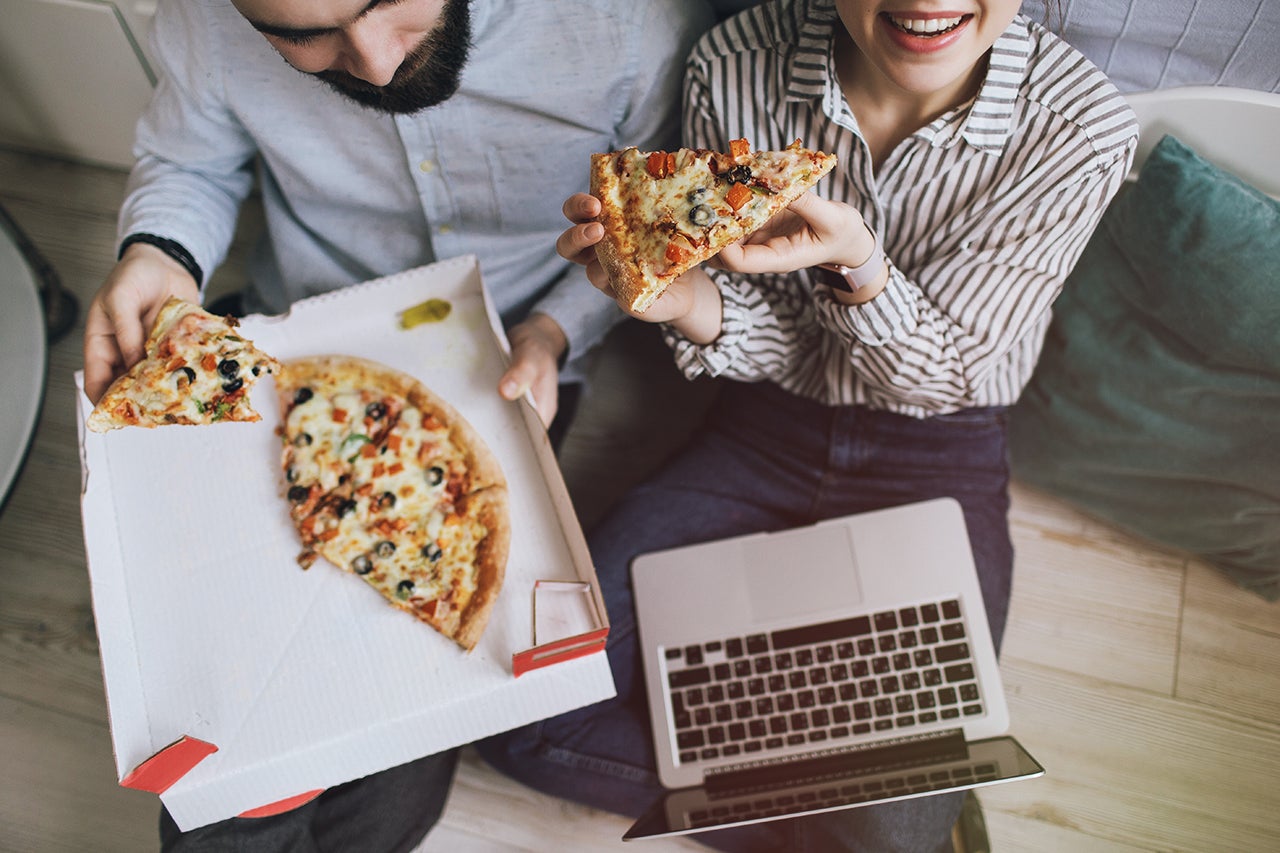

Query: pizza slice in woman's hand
<box><xmin>86</xmin><ymin>297</ymin><xmax>280</xmax><ymax>432</ymax></box>
<box><xmin>590</xmin><ymin>138</ymin><xmax>837</xmax><ymax>313</ymax></box>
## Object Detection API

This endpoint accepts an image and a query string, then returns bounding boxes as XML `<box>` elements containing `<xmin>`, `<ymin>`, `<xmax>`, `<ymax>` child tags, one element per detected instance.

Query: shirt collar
<box><xmin>785</xmin><ymin>1</ymin><xmax>1032</xmax><ymax>152</ymax></box>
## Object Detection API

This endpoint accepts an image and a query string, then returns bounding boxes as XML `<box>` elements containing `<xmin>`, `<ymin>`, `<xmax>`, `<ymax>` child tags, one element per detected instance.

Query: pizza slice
<box><xmin>87</xmin><ymin>296</ymin><xmax>280</xmax><ymax>433</ymax></box>
<box><xmin>590</xmin><ymin>138</ymin><xmax>838</xmax><ymax>313</ymax></box>
<box><xmin>276</xmin><ymin>356</ymin><xmax>509</xmax><ymax>651</ymax></box>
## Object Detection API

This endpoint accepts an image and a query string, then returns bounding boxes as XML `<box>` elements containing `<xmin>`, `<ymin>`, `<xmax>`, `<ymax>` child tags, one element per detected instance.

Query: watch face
<box><xmin>813</xmin><ymin>265</ymin><xmax>857</xmax><ymax>293</ymax></box>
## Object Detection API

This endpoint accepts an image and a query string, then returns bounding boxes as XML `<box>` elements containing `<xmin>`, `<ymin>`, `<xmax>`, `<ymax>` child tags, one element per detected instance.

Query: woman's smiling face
<box><xmin>835</xmin><ymin>0</ymin><xmax>1022</xmax><ymax>103</ymax></box>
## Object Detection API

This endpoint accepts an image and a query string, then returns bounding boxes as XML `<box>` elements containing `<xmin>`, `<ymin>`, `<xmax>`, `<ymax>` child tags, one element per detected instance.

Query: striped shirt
<box><xmin>666</xmin><ymin>0</ymin><xmax>1138</xmax><ymax>418</ymax></box>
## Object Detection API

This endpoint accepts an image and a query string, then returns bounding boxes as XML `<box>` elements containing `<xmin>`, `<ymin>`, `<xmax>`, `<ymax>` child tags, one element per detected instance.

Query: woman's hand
<box><xmin>555</xmin><ymin>192</ymin><xmax>720</xmax><ymax>332</ymax></box>
<box><xmin>715</xmin><ymin>192</ymin><xmax>878</xmax><ymax>275</ymax></box>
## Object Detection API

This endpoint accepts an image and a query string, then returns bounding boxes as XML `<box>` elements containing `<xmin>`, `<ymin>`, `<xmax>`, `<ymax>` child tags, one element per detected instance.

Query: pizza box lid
<box><xmin>75</xmin><ymin>256</ymin><xmax>615</xmax><ymax>831</ymax></box>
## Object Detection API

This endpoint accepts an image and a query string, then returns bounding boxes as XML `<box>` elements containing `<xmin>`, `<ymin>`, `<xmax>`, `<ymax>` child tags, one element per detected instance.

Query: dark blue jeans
<box><xmin>477</xmin><ymin>380</ymin><xmax>1013</xmax><ymax>853</ymax></box>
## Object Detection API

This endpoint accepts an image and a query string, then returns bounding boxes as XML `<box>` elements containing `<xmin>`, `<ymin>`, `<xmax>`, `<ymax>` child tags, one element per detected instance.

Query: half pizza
<box><xmin>275</xmin><ymin>356</ymin><xmax>509</xmax><ymax>651</ymax></box>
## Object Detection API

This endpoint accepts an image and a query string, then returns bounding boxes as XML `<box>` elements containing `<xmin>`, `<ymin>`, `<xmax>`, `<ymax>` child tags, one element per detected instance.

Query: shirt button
<box><xmin>418</xmin><ymin>160</ymin><xmax>436</xmax><ymax>173</ymax></box>
<box><xmin>437</xmin><ymin>224</ymin><xmax>454</xmax><ymax>235</ymax></box>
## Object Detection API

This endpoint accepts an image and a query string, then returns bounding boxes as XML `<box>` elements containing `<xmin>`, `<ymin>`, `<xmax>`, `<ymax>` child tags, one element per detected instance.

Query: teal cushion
<box><xmin>1009</xmin><ymin>134</ymin><xmax>1280</xmax><ymax>601</ymax></box>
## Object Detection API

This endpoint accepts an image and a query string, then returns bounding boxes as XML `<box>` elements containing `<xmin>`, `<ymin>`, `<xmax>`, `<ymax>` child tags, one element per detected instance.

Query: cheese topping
<box><xmin>282</xmin><ymin>384</ymin><xmax>487</xmax><ymax>626</ymax></box>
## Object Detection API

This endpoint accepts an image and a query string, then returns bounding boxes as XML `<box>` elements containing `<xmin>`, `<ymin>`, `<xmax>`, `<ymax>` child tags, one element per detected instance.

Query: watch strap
<box><xmin>813</xmin><ymin>226</ymin><xmax>884</xmax><ymax>293</ymax></box>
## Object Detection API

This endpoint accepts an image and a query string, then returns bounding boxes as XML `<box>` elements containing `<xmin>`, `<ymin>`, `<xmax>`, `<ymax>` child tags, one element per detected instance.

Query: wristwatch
<box><xmin>812</xmin><ymin>226</ymin><xmax>885</xmax><ymax>293</ymax></box>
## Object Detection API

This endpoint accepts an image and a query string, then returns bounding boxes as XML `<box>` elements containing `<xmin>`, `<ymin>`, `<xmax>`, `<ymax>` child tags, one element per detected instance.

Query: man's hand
<box><xmin>83</xmin><ymin>242</ymin><xmax>201</xmax><ymax>404</ymax></box>
<box><xmin>498</xmin><ymin>313</ymin><xmax>567</xmax><ymax>427</ymax></box>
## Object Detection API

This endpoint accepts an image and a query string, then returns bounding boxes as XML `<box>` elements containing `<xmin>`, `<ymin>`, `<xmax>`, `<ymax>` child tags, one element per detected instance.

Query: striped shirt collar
<box><xmin>784</xmin><ymin>0</ymin><xmax>1032</xmax><ymax>152</ymax></box>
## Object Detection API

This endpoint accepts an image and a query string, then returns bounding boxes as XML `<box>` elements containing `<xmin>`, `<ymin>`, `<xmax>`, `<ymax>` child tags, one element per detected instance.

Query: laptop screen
<box><xmin>624</xmin><ymin>735</ymin><xmax>1043</xmax><ymax>841</ymax></box>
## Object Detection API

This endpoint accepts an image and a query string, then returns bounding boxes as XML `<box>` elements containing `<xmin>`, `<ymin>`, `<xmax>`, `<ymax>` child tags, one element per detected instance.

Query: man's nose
<box><xmin>342</xmin><ymin>17</ymin><xmax>404</xmax><ymax>87</ymax></box>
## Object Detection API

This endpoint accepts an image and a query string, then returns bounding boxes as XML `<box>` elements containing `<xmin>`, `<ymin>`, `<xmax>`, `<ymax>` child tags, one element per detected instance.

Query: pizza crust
<box><xmin>590</xmin><ymin>152</ymin><xmax>657</xmax><ymax>312</ymax></box>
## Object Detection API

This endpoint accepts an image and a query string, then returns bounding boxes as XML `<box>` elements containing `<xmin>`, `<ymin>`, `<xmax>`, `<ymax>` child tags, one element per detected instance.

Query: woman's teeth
<box><xmin>889</xmin><ymin>15</ymin><xmax>964</xmax><ymax>36</ymax></box>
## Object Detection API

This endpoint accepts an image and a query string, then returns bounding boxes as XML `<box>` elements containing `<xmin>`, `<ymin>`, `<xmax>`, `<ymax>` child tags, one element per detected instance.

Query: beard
<box><xmin>314</xmin><ymin>0</ymin><xmax>471</xmax><ymax>114</ymax></box>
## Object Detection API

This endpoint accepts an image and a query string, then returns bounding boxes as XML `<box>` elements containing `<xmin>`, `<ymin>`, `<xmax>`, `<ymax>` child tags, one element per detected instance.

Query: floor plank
<box><xmin>1178</xmin><ymin>560</ymin><xmax>1280</xmax><ymax>724</ymax></box>
<box><xmin>0</xmin><ymin>693</ymin><xmax>157</xmax><ymax>853</ymax></box>
<box><xmin>985</xmin><ymin>659</ymin><xmax>1280</xmax><ymax>852</ymax></box>
<box><xmin>1003</xmin><ymin>488</ymin><xmax>1184</xmax><ymax>695</ymax></box>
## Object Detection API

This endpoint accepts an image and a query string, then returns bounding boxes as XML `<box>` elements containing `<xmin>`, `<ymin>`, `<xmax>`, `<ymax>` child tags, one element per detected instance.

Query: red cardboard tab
<box><xmin>238</xmin><ymin>789</ymin><xmax>325</xmax><ymax>818</ymax></box>
<box><xmin>120</xmin><ymin>736</ymin><xmax>219</xmax><ymax>794</ymax></box>
<box><xmin>513</xmin><ymin>627</ymin><xmax>609</xmax><ymax>677</ymax></box>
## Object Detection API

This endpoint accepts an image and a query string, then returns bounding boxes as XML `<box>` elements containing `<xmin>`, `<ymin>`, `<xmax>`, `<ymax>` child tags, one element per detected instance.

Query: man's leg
<box><xmin>159</xmin><ymin>750</ymin><xmax>459</xmax><ymax>853</ymax></box>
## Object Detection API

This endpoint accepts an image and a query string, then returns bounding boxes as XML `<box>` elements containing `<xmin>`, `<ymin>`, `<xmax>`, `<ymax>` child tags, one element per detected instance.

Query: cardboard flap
<box><xmin>121</xmin><ymin>736</ymin><xmax>218</xmax><ymax>795</ymax></box>
<box><xmin>512</xmin><ymin>580</ymin><xmax>610</xmax><ymax>676</ymax></box>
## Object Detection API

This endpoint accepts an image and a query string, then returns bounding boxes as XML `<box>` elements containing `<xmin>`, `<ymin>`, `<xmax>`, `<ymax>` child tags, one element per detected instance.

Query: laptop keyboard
<box><xmin>662</xmin><ymin>599</ymin><xmax>985</xmax><ymax>766</ymax></box>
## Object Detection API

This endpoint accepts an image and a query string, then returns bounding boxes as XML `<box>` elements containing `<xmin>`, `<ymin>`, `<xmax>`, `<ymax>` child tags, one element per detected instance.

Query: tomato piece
<box><xmin>729</xmin><ymin>138</ymin><xmax>750</xmax><ymax>158</ymax></box>
<box><xmin>665</xmin><ymin>240</ymin><xmax>693</xmax><ymax>265</ymax></box>
<box><xmin>646</xmin><ymin>151</ymin><xmax>669</xmax><ymax>177</ymax></box>
<box><xmin>726</xmin><ymin>182</ymin><xmax>753</xmax><ymax>211</ymax></box>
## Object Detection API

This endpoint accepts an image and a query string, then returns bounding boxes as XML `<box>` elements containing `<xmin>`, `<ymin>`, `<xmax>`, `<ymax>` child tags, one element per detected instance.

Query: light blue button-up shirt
<box><xmin>119</xmin><ymin>0</ymin><xmax>714</xmax><ymax>372</ymax></box>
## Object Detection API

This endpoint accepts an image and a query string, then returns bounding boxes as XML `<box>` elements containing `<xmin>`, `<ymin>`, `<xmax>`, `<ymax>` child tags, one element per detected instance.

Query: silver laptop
<box><xmin>624</xmin><ymin>498</ymin><xmax>1043</xmax><ymax>841</ymax></box>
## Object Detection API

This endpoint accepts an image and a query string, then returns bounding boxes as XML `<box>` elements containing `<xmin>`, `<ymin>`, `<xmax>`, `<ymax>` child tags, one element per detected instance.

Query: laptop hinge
<box><xmin>703</xmin><ymin>728</ymin><xmax>969</xmax><ymax>797</ymax></box>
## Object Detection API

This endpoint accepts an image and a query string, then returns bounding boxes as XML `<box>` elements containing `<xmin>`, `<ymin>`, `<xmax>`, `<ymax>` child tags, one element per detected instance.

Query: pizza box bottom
<box><xmin>77</xmin><ymin>256</ymin><xmax>614</xmax><ymax>830</ymax></box>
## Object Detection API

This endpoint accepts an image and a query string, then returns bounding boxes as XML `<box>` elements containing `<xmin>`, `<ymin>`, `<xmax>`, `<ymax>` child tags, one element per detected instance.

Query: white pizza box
<box><xmin>76</xmin><ymin>256</ymin><xmax>615</xmax><ymax>831</ymax></box>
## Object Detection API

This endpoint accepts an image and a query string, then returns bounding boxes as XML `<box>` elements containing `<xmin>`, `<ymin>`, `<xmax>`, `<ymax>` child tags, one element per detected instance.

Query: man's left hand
<box><xmin>499</xmin><ymin>312</ymin><xmax>567</xmax><ymax>427</ymax></box>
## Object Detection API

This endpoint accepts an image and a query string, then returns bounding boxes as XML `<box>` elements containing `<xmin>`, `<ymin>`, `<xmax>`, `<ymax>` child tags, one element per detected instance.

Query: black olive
<box><xmin>396</xmin><ymin>579</ymin><xmax>415</xmax><ymax>597</ymax></box>
<box><xmin>286</xmin><ymin>466</ymin><xmax>300</xmax><ymax>483</ymax></box>
<box><xmin>352</xmin><ymin>555</ymin><xmax>373</xmax><ymax>575</ymax></box>
<box><xmin>725</xmin><ymin>164</ymin><xmax>752</xmax><ymax>184</ymax></box>
<box><xmin>689</xmin><ymin>204</ymin><xmax>716</xmax><ymax>226</ymax></box>
<box><xmin>336</xmin><ymin>499</ymin><xmax>357</xmax><ymax>518</ymax></box>
<box><xmin>375</xmin><ymin>540</ymin><xmax>396</xmax><ymax>558</ymax></box>
<box><xmin>366</xmin><ymin>401</ymin><xmax>387</xmax><ymax>419</ymax></box>
<box><xmin>294</xmin><ymin>387</ymin><xmax>313</xmax><ymax>405</ymax></box>
<box><xmin>426</xmin><ymin>466</ymin><xmax>445</xmax><ymax>486</ymax></box>
<box><xmin>174</xmin><ymin>366</ymin><xmax>196</xmax><ymax>384</ymax></box>
<box><xmin>222</xmin><ymin>377</ymin><xmax>244</xmax><ymax>394</ymax></box>
<box><xmin>251</xmin><ymin>366</ymin><xmax>261</xmax><ymax>376</ymax></box>
<box><xmin>293</xmin><ymin>432</ymin><xmax>313</xmax><ymax>447</ymax></box>
<box><xmin>217</xmin><ymin>358</ymin><xmax>239</xmax><ymax>378</ymax></box>
<box><xmin>687</xmin><ymin>187</ymin><xmax>709</xmax><ymax>204</ymax></box>
<box><xmin>422</xmin><ymin>543</ymin><xmax>443</xmax><ymax>563</ymax></box>
<box><xmin>287</xmin><ymin>485</ymin><xmax>309</xmax><ymax>503</ymax></box>
<box><xmin>377</xmin><ymin>491</ymin><xmax>396</xmax><ymax>510</ymax></box>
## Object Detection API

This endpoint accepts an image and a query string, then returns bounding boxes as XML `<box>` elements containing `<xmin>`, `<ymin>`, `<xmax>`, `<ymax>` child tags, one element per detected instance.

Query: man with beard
<box><xmin>84</xmin><ymin>0</ymin><xmax>712</xmax><ymax>443</ymax></box>
<box><xmin>82</xmin><ymin>0</ymin><xmax>713</xmax><ymax>850</ymax></box>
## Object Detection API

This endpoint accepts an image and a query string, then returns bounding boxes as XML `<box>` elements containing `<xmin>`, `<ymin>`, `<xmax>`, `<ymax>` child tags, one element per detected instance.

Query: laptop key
<box><xmin>669</xmin><ymin>667</ymin><xmax>711</xmax><ymax>688</ymax></box>
<box><xmin>935</xmin><ymin>643</ymin><xmax>970</xmax><ymax>663</ymax></box>
<box><xmin>677</xmin><ymin>730</ymin><xmax>705</xmax><ymax>749</ymax></box>
<box><xmin>944</xmin><ymin>663</ymin><xmax>976</xmax><ymax>683</ymax></box>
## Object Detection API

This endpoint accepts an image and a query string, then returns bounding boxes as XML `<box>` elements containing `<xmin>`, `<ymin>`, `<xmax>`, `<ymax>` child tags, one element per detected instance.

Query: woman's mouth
<box><xmin>886</xmin><ymin>14</ymin><xmax>969</xmax><ymax>37</ymax></box>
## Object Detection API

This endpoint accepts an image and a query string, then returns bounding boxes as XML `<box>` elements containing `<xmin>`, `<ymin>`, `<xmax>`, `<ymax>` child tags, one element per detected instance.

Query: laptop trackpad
<box><xmin>743</xmin><ymin>523</ymin><xmax>863</xmax><ymax>622</ymax></box>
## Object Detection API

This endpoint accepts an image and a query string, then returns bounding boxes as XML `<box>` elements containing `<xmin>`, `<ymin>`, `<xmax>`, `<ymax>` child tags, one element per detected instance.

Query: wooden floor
<box><xmin>2</xmin><ymin>144</ymin><xmax>1278</xmax><ymax>852</ymax></box>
